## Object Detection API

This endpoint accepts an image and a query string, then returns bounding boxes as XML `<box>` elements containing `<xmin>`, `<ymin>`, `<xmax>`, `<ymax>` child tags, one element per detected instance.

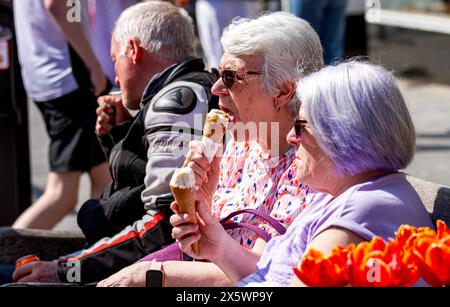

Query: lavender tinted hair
<box><xmin>297</xmin><ymin>61</ymin><xmax>416</xmax><ymax>176</ymax></box>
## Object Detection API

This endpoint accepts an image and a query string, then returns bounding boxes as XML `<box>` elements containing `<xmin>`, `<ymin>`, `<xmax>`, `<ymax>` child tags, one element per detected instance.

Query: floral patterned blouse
<box><xmin>212</xmin><ymin>140</ymin><xmax>314</xmax><ymax>248</ymax></box>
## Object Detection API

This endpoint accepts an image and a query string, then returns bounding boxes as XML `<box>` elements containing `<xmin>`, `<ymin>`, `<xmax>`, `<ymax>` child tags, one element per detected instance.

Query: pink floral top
<box><xmin>212</xmin><ymin>140</ymin><xmax>313</xmax><ymax>248</ymax></box>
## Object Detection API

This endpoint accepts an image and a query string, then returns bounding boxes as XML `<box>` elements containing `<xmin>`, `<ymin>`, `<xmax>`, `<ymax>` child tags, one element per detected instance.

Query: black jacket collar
<box><xmin>140</xmin><ymin>57</ymin><xmax>206</xmax><ymax>108</ymax></box>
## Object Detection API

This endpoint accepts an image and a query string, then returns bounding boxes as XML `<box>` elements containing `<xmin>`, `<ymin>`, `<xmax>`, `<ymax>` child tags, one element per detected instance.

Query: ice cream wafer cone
<box><xmin>171</xmin><ymin>186</ymin><xmax>199</xmax><ymax>255</ymax></box>
<box><xmin>170</xmin><ymin>167</ymin><xmax>199</xmax><ymax>255</ymax></box>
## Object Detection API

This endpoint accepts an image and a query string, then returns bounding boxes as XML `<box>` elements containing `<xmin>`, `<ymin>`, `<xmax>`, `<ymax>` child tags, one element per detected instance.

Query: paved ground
<box><xmin>27</xmin><ymin>26</ymin><xmax>450</xmax><ymax>231</ymax></box>
<box><xmin>369</xmin><ymin>25</ymin><xmax>450</xmax><ymax>187</ymax></box>
<box><xmin>399</xmin><ymin>79</ymin><xmax>450</xmax><ymax>186</ymax></box>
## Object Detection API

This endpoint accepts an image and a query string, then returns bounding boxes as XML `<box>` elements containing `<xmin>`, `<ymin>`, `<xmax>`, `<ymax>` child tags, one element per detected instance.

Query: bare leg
<box><xmin>88</xmin><ymin>162</ymin><xmax>111</xmax><ymax>198</ymax></box>
<box><xmin>12</xmin><ymin>171</ymin><xmax>81</xmax><ymax>230</ymax></box>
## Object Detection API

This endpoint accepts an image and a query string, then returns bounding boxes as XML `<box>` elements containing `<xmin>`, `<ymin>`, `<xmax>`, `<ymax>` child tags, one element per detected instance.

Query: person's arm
<box><xmin>212</xmin><ymin>234</ymin><xmax>261</xmax><ymax>284</ymax></box>
<box><xmin>97</xmin><ymin>227</ymin><xmax>266</xmax><ymax>287</ymax></box>
<box><xmin>251</xmin><ymin>238</ymin><xmax>267</xmax><ymax>256</ymax></box>
<box><xmin>97</xmin><ymin>259</ymin><xmax>234</xmax><ymax>287</ymax></box>
<box><xmin>164</xmin><ymin>238</ymin><xmax>265</xmax><ymax>286</ymax></box>
<box><xmin>95</xmin><ymin>95</ymin><xmax>134</xmax><ymax>157</ymax></box>
<box><xmin>12</xmin><ymin>260</ymin><xmax>59</xmax><ymax>283</ymax></box>
<box><xmin>171</xmin><ymin>201</ymin><xmax>260</xmax><ymax>284</ymax></box>
<box><xmin>44</xmin><ymin>0</ymin><xmax>106</xmax><ymax>96</ymax></box>
<box><xmin>12</xmin><ymin>208</ymin><xmax>173</xmax><ymax>284</ymax></box>
<box><xmin>141</xmin><ymin>83</ymin><xmax>217</xmax><ymax>208</ymax></box>
<box><xmin>162</xmin><ymin>261</ymin><xmax>234</xmax><ymax>287</ymax></box>
<box><xmin>290</xmin><ymin>227</ymin><xmax>366</xmax><ymax>287</ymax></box>
<box><xmin>57</xmin><ymin>208</ymin><xmax>174</xmax><ymax>283</ymax></box>
<box><xmin>185</xmin><ymin>140</ymin><xmax>222</xmax><ymax>207</ymax></box>
<box><xmin>96</xmin><ymin>95</ymin><xmax>133</xmax><ymax>136</ymax></box>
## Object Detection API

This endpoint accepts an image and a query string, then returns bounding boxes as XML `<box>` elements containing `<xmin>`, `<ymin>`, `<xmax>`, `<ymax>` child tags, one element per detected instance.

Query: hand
<box><xmin>90</xmin><ymin>65</ymin><xmax>108</xmax><ymax>97</ymax></box>
<box><xmin>97</xmin><ymin>262</ymin><xmax>151</xmax><ymax>287</ymax></box>
<box><xmin>170</xmin><ymin>200</ymin><xmax>227</xmax><ymax>262</ymax></box>
<box><xmin>96</xmin><ymin>95</ymin><xmax>132</xmax><ymax>135</ymax></box>
<box><xmin>12</xmin><ymin>260</ymin><xmax>59</xmax><ymax>283</ymax></box>
<box><xmin>185</xmin><ymin>141</ymin><xmax>222</xmax><ymax>206</ymax></box>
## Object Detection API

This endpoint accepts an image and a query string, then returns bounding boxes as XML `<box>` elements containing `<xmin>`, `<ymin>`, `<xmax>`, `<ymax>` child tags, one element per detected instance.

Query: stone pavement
<box><xmin>369</xmin><ymin>25</ymin><xmax>450</xmax><ymax>187</ymax></box>
<box><xmin>400</xmin><ymin>82</ymin><xmax>450</xmax><ymax>186</ymax></box>
<box><xmin>400</xmin><ymin>80</ymin><xmax>450</xmax><ymax>187</ymax></box>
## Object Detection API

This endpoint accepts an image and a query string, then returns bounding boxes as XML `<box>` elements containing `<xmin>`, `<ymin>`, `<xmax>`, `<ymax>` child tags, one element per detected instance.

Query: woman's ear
<box><xmin>276</xmin><ymin>81</ymin><xmax>296</xmax><ymax>108</ymax></box>
<box><xmin>128</xmin><ymin>39</ymin><xmax>143</xmax><ymax>64</ymax></box>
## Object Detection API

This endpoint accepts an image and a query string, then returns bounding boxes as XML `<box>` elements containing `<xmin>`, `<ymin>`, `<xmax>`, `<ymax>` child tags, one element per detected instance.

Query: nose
<box><xmin>211</xmin><ymin>78</ymin><xmax>229</xmax><ymax>96</ymax></box>
<box><xmin>114</xmin><ymin>76</ymin><xmax>120</xmax><ymax>87</ymax></box>
<box><xmin>286</xmin><ymin>126</ymin><xmax>301</xmax><ymax>146</ymax></box>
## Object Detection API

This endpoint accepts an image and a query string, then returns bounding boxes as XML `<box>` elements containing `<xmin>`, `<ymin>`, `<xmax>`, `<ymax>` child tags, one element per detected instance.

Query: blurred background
<box><xmin>1</xmin><ymin>0</ymin><xmax>449</xmax><ymax>230</ymax></box>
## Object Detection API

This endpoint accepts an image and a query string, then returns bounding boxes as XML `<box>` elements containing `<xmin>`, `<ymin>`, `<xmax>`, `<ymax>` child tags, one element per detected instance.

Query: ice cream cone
<box><xmin>170</xmin><ymin>167</ymin><xmax>199</xmax><ymax>255</ymax></box>
<box><xmin>170</xmin><ymin>186</ymin><xmax>199</xmax><ymax>255</ymax></box>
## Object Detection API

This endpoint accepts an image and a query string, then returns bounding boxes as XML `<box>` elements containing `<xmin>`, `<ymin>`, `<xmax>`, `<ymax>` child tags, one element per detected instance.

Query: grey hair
<box><xmin>221</xmin><ymin>11</ymin><xmax>324</xmax><ymax>116</ymax></box>
<box><xmin>113</xmin><ymin>1</ymin><xmax>194</xmax><ymax>61</ymax></box>
<box><xmin>297</xmin><ymin>61</ymin><xmax>416</xmax><ymax>175</ymax></box>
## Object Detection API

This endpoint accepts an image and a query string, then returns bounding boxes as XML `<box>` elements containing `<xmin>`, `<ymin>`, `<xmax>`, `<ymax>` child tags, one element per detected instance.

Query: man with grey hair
<box><xmin>11</xmin><ymin>1</ymin><xmax>217</xmax><ymax>284</ymax></box>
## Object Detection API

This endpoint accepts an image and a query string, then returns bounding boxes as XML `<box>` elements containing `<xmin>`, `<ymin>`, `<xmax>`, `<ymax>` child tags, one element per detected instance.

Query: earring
<box><xmin>273</xmin><ymin>98</ymin><xmax>280</xmax><ymax>112</ymax></box>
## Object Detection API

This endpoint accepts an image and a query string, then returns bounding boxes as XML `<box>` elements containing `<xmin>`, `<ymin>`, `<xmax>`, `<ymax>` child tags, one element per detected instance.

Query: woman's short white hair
<box><xmin>221</xmin><ymin>11</ymin><xmax>324</xmax><ymax>115</ymax></box>
<box><xmin>297</xmin><ymin>61</ymin><xmax>416</xmax><ymax>175</ymax></box>
<box><xmin>113</xmin><ymin>1</ymin><xmax>194</xmax><ymax>61</ymax></box>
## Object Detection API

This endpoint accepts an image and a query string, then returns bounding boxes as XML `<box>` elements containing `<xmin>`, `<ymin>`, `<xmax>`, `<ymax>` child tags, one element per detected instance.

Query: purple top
<box><xmin>238</xmin><ymin>172</ymin><xmax>435</xmax><ymax>287</ymax></box>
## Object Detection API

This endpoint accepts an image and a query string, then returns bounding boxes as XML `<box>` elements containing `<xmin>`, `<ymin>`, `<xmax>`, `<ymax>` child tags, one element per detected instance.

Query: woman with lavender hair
<box><xmin>171</xmin><ymin>61</ymin><xmax>434</xmax><ymax>287</ymax></box>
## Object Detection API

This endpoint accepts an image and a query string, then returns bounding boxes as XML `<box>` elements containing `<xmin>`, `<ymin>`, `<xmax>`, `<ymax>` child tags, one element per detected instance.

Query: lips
<box><xmin>219</xmin><ymin>104</ymin><xmax>236</xmax><ymax>123</ymax></box>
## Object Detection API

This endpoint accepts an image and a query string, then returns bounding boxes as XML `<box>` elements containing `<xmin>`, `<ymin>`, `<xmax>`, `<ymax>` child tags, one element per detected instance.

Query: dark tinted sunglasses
<box><xmin>211</xmin><ymin>67</ymin><xmax>262</xmax><ymax>88</ymax></box>
<box><xmin>294</xmin><ymin>119</ymin><xmax>308</xmax><ymax>138</ymax></box>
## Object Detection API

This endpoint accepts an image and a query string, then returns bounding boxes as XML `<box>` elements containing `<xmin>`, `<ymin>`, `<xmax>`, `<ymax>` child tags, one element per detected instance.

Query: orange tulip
<box><xmin>395</xmin><ymin>224</ymin><xmax>418</xmax><ymax>247</ymax></box>
<box><xmin>294</xmin><ymin>221</ymin><xmax>449</xmax><ymax>287</ymax></box>
<box><xmin>436</xmin><ymin>220</ymin><xmax>450</xmax><ymax>239</ymax></box>
<box><xmin>412</xmin><ymin>220</ymin><xmax>450</xmax><ymax>286</ymax></box>
<box><xmin>294</xmin><ymin>245</ymin><xmax>351</xmax><ymax>287</ymax></box>
<box><xmin>395</xmin><ymin>224</ymin><xmax>437</xmax><ymax>249</ymax></box>
<box><xmin>348</xmin><ymin>237</ymin><xmax>419</xmax><ymax>287</ymax></box>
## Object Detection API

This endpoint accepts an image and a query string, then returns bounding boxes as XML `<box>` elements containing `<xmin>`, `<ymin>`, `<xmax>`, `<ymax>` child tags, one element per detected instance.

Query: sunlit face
<box><xmin>110</xmin><ymin>36</ymin><xmax>141</xmax><ymax>110</ymax></box>
<box><xmin>211</xmin><ymin>53</ymin><xmax>273</xmax><ymax>127</ymax></box>
<box><xmin>286</xmin><ymin>105</ymin><xmax>332</xmax><ymax>189</ymax></box>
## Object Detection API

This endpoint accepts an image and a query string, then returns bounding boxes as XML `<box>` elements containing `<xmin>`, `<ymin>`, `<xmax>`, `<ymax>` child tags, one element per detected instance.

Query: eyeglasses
<box><xmin>294</xmin><ymin>119</ymin><xmax>308</xmax><ymax>138</ymax></box>
<box><xmin>211</xmin><ymin>67</ymin><xmax>262</xmax><ymax>88</ymax></box>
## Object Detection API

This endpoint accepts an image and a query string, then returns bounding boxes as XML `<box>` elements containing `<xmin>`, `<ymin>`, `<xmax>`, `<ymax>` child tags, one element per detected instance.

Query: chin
<box><xmin>298</xmin><ymin>173</ymin><xmax>311</xmax><ymax>184</ymax></box>
<box><xmin>296</xmin><ymin>164</ymin><xmax>312</xmax><ymax>184</ymax></box>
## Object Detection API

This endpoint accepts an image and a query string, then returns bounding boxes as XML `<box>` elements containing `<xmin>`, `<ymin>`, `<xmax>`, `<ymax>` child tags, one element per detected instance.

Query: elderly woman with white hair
<box><xmin>170</xmin><ymin>61</ymin><xmax>434</xmax><ymax>287</ymax></box>
<box><xmin>97</xmin><ymin>11</ymin><xmax>324</xmax><ymax>287</ymax></box>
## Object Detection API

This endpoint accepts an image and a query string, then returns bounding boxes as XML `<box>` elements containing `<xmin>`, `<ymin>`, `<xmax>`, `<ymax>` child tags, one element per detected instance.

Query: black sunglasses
<box><xmin>211</xmin><ymin>67</ymin><xmax>262</xmax><ymax>88</ymax></box>
<box><xmin>294</xmin><ymin>119</ymin><xmax>308</xmax><ymax>138</ymax></box>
